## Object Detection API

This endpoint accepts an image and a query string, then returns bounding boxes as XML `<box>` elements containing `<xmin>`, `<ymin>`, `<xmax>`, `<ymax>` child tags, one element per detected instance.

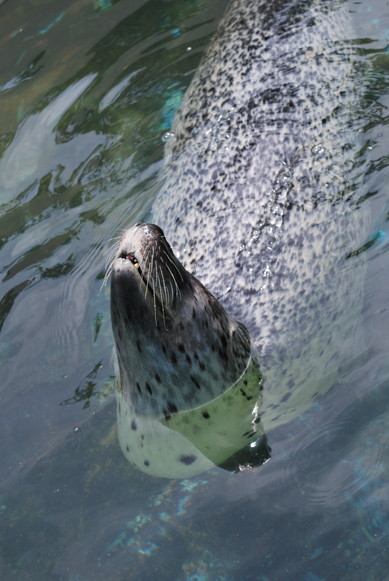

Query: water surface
<box><xmin>0</xmin><ymin>0</ymin><xmax>388</xmax><ymax>580</ymax></box>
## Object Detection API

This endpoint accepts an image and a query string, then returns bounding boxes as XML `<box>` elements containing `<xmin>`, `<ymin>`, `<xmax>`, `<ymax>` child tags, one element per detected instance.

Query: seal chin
<box><xmin>109</xmin><ymin>223</ymin><xmax>255</xmax><ymax>417</ymax></box>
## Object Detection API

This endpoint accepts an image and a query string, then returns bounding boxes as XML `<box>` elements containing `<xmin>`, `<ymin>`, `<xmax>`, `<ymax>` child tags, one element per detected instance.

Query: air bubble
<box><xmin>162</xmin><ymin>131</ymin><xmax>175</xmax><ymax>143</ymax></box>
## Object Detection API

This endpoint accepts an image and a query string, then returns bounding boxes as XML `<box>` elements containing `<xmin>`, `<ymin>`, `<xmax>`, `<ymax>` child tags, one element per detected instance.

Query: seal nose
<box><xmin>130</xmin><ymin>222</ymin><xmax>165</xmax><ymax>238</ymax></box>
<box><xmin>141</xmin><ymin>223</ymin><xmax>165</xmax><ymax>238</ymax></box>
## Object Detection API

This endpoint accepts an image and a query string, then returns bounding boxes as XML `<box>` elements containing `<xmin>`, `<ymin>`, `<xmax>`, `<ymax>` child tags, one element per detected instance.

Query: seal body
<box><xmin>152</xmin><ymin>0</ymin><xmax>367</xmax><ymax>427</ymax></box>
<box><xmin>110</xmin><ymin>0</ymin><xmax>367</xmax><ymax>476</ymax></box>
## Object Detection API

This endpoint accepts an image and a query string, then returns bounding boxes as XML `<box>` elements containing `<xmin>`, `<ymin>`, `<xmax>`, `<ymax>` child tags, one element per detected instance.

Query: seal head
<box><xmin>110</xmin><ymin>222</ymin><xmax>253</xmax><ymax>417</ymax></box>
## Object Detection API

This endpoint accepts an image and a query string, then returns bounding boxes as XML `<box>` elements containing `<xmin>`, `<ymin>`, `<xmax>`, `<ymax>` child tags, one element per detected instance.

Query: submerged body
<box><xmin>110</xmin><ymin>0</ymin><xmax>368</xmax><ymax>477</ymax></box>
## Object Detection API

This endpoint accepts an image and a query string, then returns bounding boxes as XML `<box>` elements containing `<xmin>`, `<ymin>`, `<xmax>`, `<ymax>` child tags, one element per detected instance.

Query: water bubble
<box><xmin>161</xmin><ymin>131</ymin><xmax>175</xmax><ymax>143</ymax></box>
<box><xmin>311</xmin><ymin>143</ymin><xmax>325</xmax><ymax>156</ymax></box>
<box><xmin>263</xmin><ymin>265</ymin><xmax>271</xmax><ymax>278</ymax></box>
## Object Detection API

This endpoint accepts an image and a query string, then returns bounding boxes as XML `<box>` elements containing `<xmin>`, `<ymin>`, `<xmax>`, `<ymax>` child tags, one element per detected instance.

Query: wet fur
<box><xmin>109</xmin><ymin>0</ymin><xmax>368</xmax><ymax>475</ymax></box>
<box><xmin>151</xmin><ymin>0</ymin><xmax>367</xmax><ymax>428</ymax></box>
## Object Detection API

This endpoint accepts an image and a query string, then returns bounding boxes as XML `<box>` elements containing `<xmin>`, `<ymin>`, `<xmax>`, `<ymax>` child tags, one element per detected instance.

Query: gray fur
<box><xmin>152</xmin><ymin>0</ymin><xmax>367</xmax><ymax>428</ymax></box>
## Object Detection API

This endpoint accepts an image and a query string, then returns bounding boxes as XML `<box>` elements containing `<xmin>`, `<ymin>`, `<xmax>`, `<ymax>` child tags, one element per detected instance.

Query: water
<box><xmin>0</xmin><ymin>0</ymin><xmax>388</xmax><ymax>579</ymax></box>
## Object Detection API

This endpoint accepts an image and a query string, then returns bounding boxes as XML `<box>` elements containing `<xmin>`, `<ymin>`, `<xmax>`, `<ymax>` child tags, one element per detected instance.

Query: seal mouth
<box><xmin>122</xmin><ymin>252</ymin><xmax>141</xmax><ymax>271</ymax></box>
<box><xmin>120</xmin><ymin>250</ymin><xmax>147</xmax><ymax>287</ymax></box>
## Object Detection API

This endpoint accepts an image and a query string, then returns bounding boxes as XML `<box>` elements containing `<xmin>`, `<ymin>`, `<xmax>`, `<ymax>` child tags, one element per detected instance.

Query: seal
<box><xmin>108</xmin><ymin>0</ymin><xmax>368</xmax><ymax>477</ymax></box>
<box><xmin>110</xmin><ymin>223</ymin><xmax>270</xmax><ymax>477</ymax></box>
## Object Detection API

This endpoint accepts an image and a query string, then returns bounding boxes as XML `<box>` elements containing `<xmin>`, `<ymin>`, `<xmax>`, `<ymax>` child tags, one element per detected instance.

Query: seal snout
<box><xmin>111</xmin><ymin>222</ymin><xmax>189</xmax><ymax>322</ymax></box>
<box><xmin>117</xmin><ymin>222</ymin><xmax>166</xmax><ymax>257</ymax></box>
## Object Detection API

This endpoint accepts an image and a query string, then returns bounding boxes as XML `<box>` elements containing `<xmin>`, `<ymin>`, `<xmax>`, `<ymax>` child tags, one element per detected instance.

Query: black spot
<box><xmin>136</xmin><ymin>339</ymin><xmax>142</xmax><ymax>353</ymax></box>
<box><xmin>240</xmin><ymin>388</ymin><xmax>253</xmax><ymax>401</ymax></box>
<box><xmin>155</xmin><ymin>374</ymin><xmax>161</xmax><ymax>384</ymax></box>
<box><xmin>192</xmin><ymin>308</ymin><xmax>196</xmax><ymax>319</ymax></box>
<box><xmin>170</xmin><ymin>352</ymin><xmax>177</xmax><ymax>364</ymax></box>
<box><xmin>166</xmin><ymin>401</ymin><xmax>178</xmax><ymax>415</ymax></box>
<box><xmin>141</xmin><ymin>434</ymin><xmax>145</xmax><ymax>440</ymax></box>
<box><xmin>199</xmin><ymin>361</ymin><xmax>206</xmax><ymax>372</ymax></box>
<box><xmin>218</xmin><ymin>347</ymin><xmax>228</xmax><ymax>361</ymax></box>
<box><xmin>178</xmin><ymin>343</ymin><xmax>186</xmax><ymax>354</ymax></box>
<box><xmin>220</xmin><ymin>334</ymin><xmax>228</xmax><ymax>349</ymax></box>
<box><xmin>179</xmin><ymin>454</ymin><xmax>197</xmax><ymax>465</ymax></box>
<box><xmin>243</xmin><ymin>379</ymin><xmax>248</xmax><ymax>386</ymax></box>
<box><xmin>190</xmin><ymin>375</ymin><xmax>201</xmax><ymax>390</ymax></box>
<box><xmin>202</xmin><ymin>411</ymin><xmax>210</xmax><ymax>419</ymax></box>
<box><xmin>145</xmin><ymin>382</ymin><xmax>153</xmax><ymax>395</ymax></box>
<box><xmin>194</xmin><ymin>352</ymin><xmax>199</xmax><ymax>361</ymax></box>
<box><xmin>126</xmin><ymin>445</ymin><xmax>130</xmax><ymax>452</ymax></box>
<box><xmin>186</xmin><ymin>354</ymin><xmax>192</xmax><ymax>365</ymax></box>
<box><xmin>118</xmin><ymin>402</ymin><xmax>121</xmax><ymax>413</ymax></box>
<box><xmin>144</xmin><ymin>460</ymin><xmax>150</xmax><ymax>467</ymax></box>
<box><xmin>136</xmin><ymin>382</ymin><xmax>141</xmax><ymax>393</ymax></box>
<box><xmin>162</xmin><ymin>344</ymin><xmax>167</xmax><ymax>354</ymax></box>
<box><xmin>131</xmin><ymin>419</ymin><xmax>137</xmax><ymax>431</ymax></box>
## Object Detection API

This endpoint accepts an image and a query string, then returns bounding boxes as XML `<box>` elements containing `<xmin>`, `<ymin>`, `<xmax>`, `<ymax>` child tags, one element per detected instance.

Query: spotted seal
<box><xmin>109</xmin><ymin>0</ymin><xmax>368</xmax><ymax>477</ymax></box>
<box><xmin>110</xmin><ymin>223</ymin><xmax>270</xmax><ymax>477</ymax></box>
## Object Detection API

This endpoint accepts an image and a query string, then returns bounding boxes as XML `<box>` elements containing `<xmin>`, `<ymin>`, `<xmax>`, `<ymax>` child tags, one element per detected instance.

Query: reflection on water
<box><xmin>0</xmin><ymin>0</ymin><xmax>388</xmax><ymax>579</ymax></box>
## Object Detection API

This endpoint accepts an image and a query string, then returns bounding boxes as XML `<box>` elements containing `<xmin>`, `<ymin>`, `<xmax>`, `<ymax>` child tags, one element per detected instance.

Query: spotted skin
<box><xmin>152</xmin><ymin>0</ymin><xmax>368</xmax><ymax>427</ymax></box>
<box><xmin>110</xmin><ymin>0</ymin><xmax>368</xmax><ymax>477</ymax></box>
<box><xmin>116</xmin><ymin>356</ymin><xmax>267</xmax><ymax>479</ymax></box>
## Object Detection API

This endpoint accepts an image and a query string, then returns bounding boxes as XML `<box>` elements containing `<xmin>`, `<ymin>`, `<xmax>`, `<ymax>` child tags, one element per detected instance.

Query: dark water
<box><xmin>0</xmin><ymin>0</ymin><xmax>388</xmax><ymax>580</ymax></box>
